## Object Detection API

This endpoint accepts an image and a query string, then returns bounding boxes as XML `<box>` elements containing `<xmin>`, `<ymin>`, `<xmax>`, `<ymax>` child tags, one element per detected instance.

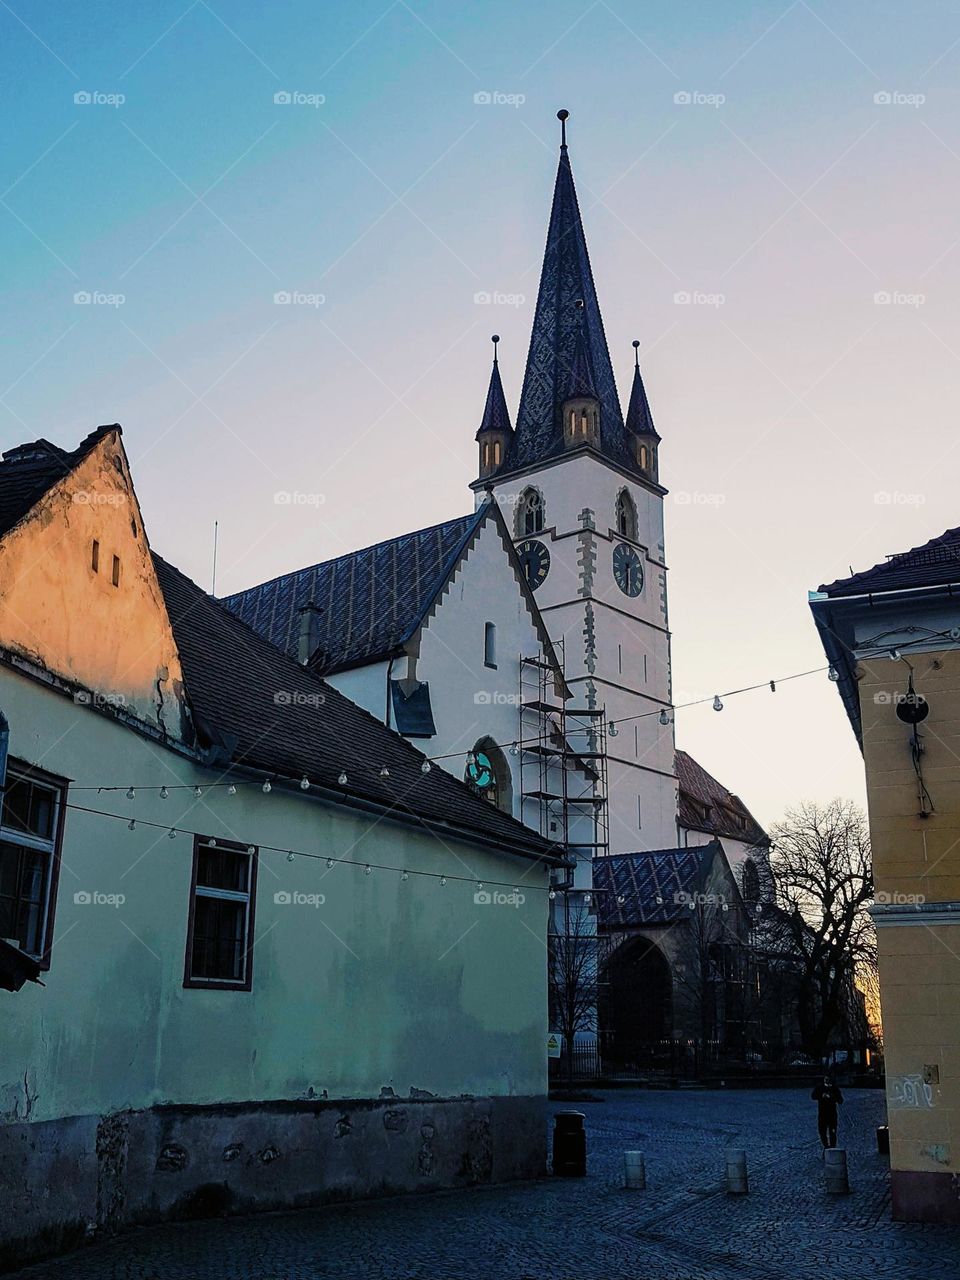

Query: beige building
<box><xmin>812</xmin><ymin>526</ymin><xmax>960</xmax><ymax>1223</ymax></box>
<box><xmin>0</xmin><ymin>426</ymin><xmax>565</xmax><ymax>1267</ymax></box>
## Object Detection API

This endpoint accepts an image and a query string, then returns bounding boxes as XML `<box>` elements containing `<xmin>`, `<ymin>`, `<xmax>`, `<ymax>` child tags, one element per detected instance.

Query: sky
<box><xmin>3</xmin><ymin>0</ymin><xmax>960</xmax><ymax>827</ymax></box>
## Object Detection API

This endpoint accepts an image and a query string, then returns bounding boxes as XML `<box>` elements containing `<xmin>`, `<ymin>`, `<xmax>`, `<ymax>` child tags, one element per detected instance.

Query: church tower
<box><xmin>470</xmin><ymin>111</ymin><xmax>678</xmax><ymax>853</ymax></box>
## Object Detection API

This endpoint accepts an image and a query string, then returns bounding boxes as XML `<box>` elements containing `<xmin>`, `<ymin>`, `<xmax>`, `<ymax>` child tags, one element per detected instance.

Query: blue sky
<box><xmin>3</xmin><ymin>0</ymin><xmax>960</xmax><ymax>822</ymax></box>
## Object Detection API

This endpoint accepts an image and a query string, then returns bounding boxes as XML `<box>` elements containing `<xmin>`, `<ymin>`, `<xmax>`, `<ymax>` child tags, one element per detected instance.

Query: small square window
<box><xmin>184</xmin><ymin>837</ymin><xmax>257</xmax><ymax>990</ymax></box>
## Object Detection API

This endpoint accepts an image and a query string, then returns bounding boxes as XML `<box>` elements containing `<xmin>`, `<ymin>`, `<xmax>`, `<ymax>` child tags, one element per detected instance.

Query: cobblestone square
<box><xmin>10</xmin><ymin>1089</ymin><xmax>959</xmax><ymax>1280</ymax></box>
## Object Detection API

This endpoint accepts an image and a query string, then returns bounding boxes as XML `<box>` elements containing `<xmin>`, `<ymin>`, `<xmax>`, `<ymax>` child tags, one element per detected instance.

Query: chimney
<box><xmin>297</xmin><ymin>601</ymin><xmax>322</xmax><ymax>666</ymax></box>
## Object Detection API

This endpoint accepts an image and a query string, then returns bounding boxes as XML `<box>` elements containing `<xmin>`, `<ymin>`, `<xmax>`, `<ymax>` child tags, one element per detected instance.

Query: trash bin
<box><xmin>552</xmin><ymin>1110</ymin><xmax>586</xmax><ymax>1177</ymax></box>
<box><xmin>877</xmin><ymin>1125</ymin><xmax>889</xmax><ymax>1156</ymax></box>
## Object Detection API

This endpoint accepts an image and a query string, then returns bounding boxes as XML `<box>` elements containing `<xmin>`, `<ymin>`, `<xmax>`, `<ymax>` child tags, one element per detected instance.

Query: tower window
<box><xmin>111</xmin><ymin>555</ymin><xmax>121</xmax><ymax>588</ymax></box>
<box><xmin>484</xmin><ymin>621</ymin><xmax>497</xmax><ymax>669</ymax></box>
<box><xmin>616</xmin><ymin>489</ymin><xmax>638</xmax><ymax>541</ymax></box>
<box><xmin>91</xmin><ymin>540</ymin><xmax>99</xmax><ymax>572</ymax></box>
<box><xmin>517</xmin><ymin>487</ymin><xmax>545</xmax><ymax>536</ymax></box>
<box><xmin>639</xmin><ymin>444</ymin><xmax>649</xmax><ymax>471</ymax></box>
<box><xmin>493</xmin><ymin>440</ymin><xmax>501</xmax><ymax>465</ymax></box>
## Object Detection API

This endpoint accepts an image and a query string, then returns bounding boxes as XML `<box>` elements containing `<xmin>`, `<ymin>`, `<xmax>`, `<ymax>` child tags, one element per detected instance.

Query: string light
<box><xmin>440</xmin><ymin>876</ymin><xmax>447</xmax><ymax>886</ymax></box>
<box><xmin>549</xmin><ymin>890</ymin><xmax>557</xmax><ymax>900</ymax></box>
<box><xmin>227</xmin><ymin>785</ymin><xmax>237</xmax><ymax>796</ymax></box>
<box><xmin>262</xmin><ymin>780</ymin><xmax>272</xmax><ymax>794</ymax></box>
<box><xmin>160</xmin><ymin>786</ymin><xmax>169</xmax><ymax>800</ymax></box>
<box><xmin>127</xmin><ymin>818</ymin><xmax>136</xmax><ymax>831</ymax></box>
<box><xmin>168</xmin><ymin>827</ymin><xmax>177</xmax><ymax>839</ymax></box>
<box><xmin>379</xmin><ymin>766</ymin><xmax>390</xmax><ymax>779</ymax></box>
<box><xmin>769</xmin><ymin>681</ymin><xmax>776</xmax><ymax>694</ymax></box>
<box><xmin>510</xmin><ymin>742</ymin><xmax>520</xmax><ymax>756</ymax></box>
<box><xmin>326</xmin><ymin>857</ymin><xmax>334</xmax><ymax>869</ymax></box>
<box><xmin>607</xmin><ymin>721</ymin><xmax>618</xmax><ymax>737</ymax></box>
<box><xmin>420</xmin><ymin>760</ymin><xmax>431</xmax><ymax>773</ymax></box>
<box><xmin>364</xmin><ymin>864</ymin><xmax>372</xmax><ymax>876</ymax></box>
<box><xmin>658</xmin><ymin>709</ymin><xmax>670</xmax><ymax>726</ymax></box>
<box><xmin>712</xmin><ymin>695</ymin><xmax>723</xmax><ymax>712</ymax></box>
<box><xmin>287</xmin><ymin>851</ymin><xmax>295</xmax><ymax>862</ymax></box>
<box><xmin>300</xmin><ymin>776</ymin><xmax>310</xmax><ymax>791</ymax></box>
<box><xmin>193</xmin><ymin>786</ymin><xmax>203</xmax><ymax>798</ymax></box>
<box><xmin>338</xmin><ymin>772</ymin><xmax>348</xmax><ymax>786</ymax></box>
<box><xmin>126</xmin><ymin>786</ymin><xmax>135</xmax><ymax>800</ymax></box>
<box><xmin>401</xmin><ymin>870</ymin><xmax>409</xmax><ymax>882</ymax></box>
<box><xmin>828</xmin><ymin>666</ymin><xmax>840</xmax><ymax>682</ymax></box>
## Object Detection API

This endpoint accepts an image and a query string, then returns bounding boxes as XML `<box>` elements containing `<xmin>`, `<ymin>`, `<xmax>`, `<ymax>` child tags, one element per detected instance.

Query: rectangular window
<box><xmin>637</xmin><ymin>795</ymin><xmax>642</xmax><ymax>829</ymax></box>
<box><xmin>484</xmin><ymin>621</ymin><xmax>497</xmax><ymax>669</ymax></box>
<box><xmin>643</xmin><ymin>654</ymin><xmax>648</xmax><ymax>683</ymax></box>
<box><xmin>91</xmin><ymin>539</ymin><xmax>99</xmax><ymax>572</ymax></box>
<box><xmin>111</xmin><ymin>555</ymin><xmax>121</xmax><ymax>588</ymax></box>
<box><xmin>618</xmin><ymin>643</ymin><xmax>622</xmax><ymax>674</ymax></box>
<box><xmin>184</xmin><ymin>836</ymin><xmax>257</xmax><ymax>990</ymax></box>
<box><xmin>0</xmin><ymin>763</ymin><xmax>66</xmax><ymax>966</ymax></box>
<box><xmin>634</xmin><ymin>724</ymin><xmax>639</xmax><ymax>756</ymax></box>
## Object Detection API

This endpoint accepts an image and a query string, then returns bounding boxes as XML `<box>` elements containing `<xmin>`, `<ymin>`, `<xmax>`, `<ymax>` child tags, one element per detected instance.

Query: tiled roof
<box><xmin>0</xmin><ymin>426</ymin><xmax>118</xmax><ymax>537</ymax></box>
<box><xmin>818</xmin><ymin>525</ymin><xmax>960</xmax><ymax>597</ymax></box>
<box><xmin>593</xmin><ymin>844</ymin><xmax>720</xmax><ymax>927</ymax></box>
<box><xmin>222</xmin><ymin>510</ymin><xmax>486</xmax><ymax>674</ymax></box>
<box><xmin>675</xmin><ymin>750</ymin><xmax>768</xmax><ymax>846</ymax></box>
<box><xmin>156</xmin><ymin>552</ymin><xmax>559</xmax><ymax>859</ymax></box>
<box><xmin>475</xmin><ymin>351</ymin><xmax>513</xmax><ymax>439</ymax></box>
<box><xmin>624</xmin><ymin>358</ymin><xmax>659</xmax><ymax>441</ymax></box>
<box><xmin>504</xmin><ymin>140</ymin><xmax>643</xmax><ymax>479</ymax></box>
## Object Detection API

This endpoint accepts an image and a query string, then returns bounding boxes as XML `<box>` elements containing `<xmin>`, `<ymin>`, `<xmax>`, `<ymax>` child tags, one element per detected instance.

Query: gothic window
<box><xmin>493</xmin><ymin>440</ymin><xmax>501</xmax><ymax>465</ymax></box>
<box><xmin>465</xmin><ymin>738</ymin><xmax>512</xmax><ymax>814</ymax></box>
<box><xmin>639</xmin><ymin>444</ymin><xmax>648</xmax><ymax>471</ymax></box>
<box><xmin>616</xmin><ymin>489</ymin><xmax>638</xmax><ymax>541</ymax></box>
<box><xmin>517</xmin><ymin>487</ymin><xmax>545</xmax><ymax>536</ymax></box>
<box><xmin>743</xmin><ymin>859</ymin><xmax>760</xmax><ymax>903</ymax></box>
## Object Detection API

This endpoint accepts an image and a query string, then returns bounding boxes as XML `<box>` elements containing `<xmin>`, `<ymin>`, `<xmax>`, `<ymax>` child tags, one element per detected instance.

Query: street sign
<box><xmin>547</xmin><ymin>1033</ymin><xmax>562</xmax><ymax>1059</ymax></box>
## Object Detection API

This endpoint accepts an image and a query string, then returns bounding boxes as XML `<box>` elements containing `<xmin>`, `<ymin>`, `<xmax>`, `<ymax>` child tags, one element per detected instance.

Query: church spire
<box><xmin>625</xmin><ymin>339</ymin><xmax>660</xmax><ymax>480</ymax></box>
<box><xmin>475</xmin><ymin>335</ymin><xmax>513</xmax><ymax>480</ymax></box>
<box><xmin>509</xmin><ymin>109</ymin><xmax>629</xmax><ymax>473</ymax></box>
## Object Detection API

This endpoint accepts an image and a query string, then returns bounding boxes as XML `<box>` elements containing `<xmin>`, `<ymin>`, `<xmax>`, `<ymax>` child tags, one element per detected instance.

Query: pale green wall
<box><xmin>0</xmin><ymin>667</ymin><xmax>551</xmax><ymax>1124</ymax></box>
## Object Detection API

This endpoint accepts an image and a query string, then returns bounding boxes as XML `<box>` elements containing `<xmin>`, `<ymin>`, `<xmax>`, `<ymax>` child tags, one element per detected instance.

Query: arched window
<box><xmin>615</xmin><ymin>489</ymin><xmax>638</xmax><ymax>541</ymax></box>
<box><xmin>743</xmin><ymin>859</ymin><xmax>760</xmax><ymax>903</ymax></box>
<box><xmin>517</xmin><ymin>487</ymin><xmax>545</xmax><ymax>536</ymax></box>
<box><xmin>639</xmin><ymin>444</ymin><xmax>648</xmax><ymax>471</ymax></box>
<box><xmin>464</xmin><ymin>738</ymin><xmax>512</xmax><ymax>814</ymax></box>
<box><xmin>493</xmin><ymin>440</ymin><xmax>501</xmax><ymax>465</ymax></box>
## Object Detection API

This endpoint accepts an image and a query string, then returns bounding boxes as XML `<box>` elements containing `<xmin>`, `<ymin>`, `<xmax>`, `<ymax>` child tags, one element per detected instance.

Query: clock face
<box><xmin>516</xmin><ymin>538</ymin><xmax>550</xmax><ymax>591</ymax></box>
<box><xmin>613</xmin><ymin>543</ymin><xmax>644</xmax><ymax>597</ymax></box>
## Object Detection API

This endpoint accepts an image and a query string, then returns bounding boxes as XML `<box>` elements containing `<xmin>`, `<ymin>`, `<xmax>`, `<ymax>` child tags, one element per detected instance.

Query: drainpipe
<box><xmin>385</xmin><ymin>657</ymin><xmax>395</xmax><ymax>728</ymax></box>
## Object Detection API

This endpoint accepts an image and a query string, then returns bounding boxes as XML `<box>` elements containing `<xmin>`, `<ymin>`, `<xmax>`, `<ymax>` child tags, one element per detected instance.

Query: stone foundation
<box><xmin>0</xmin><ymin>1094</ymin><xmax>546</xmax><ymax>1271</ymax></box>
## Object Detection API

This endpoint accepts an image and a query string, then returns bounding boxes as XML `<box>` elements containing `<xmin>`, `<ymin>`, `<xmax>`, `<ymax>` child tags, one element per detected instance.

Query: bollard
<box><xmin>877</xmin><ymin>1125</ymin><xmax>890</xmax><ymax>1156</ymax></box>
<box><xmin>725</xmin><ymin>1149</ymin><xmax>748</xmax><ymax>1194</ymax></box>
<box><xmin>824</xmin><ymin>1147</ymin><xmax>850</xmax><ymax>1194</ymax></box>
<box><xmin>552</xmin><ymin>1110</ymin><xmax>586</xmax><ymax>1177</ymax></box>
<box><xmin>624</xmin><ymin>1150</ymin><xmax>646</xmax><ymax>1189</ymax></box>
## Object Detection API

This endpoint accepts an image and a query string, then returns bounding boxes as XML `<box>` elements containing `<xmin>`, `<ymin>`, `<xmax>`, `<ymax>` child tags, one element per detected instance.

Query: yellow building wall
<box><xmin>859</xmin><ymin>652</ymin><xmax>960</xmax><ymax>1185</ymax></box>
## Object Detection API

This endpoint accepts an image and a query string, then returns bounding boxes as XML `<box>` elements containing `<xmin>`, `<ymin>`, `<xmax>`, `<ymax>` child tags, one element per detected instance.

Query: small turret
<box><xmin>475</xmin><ymin>335</ymin><xmax>513</xmax><ymax>480</ymax></box>
<box><xmin>624</xmin><ymin>340</ymin><xmax>660</xmax><ymax>481</ymax></box>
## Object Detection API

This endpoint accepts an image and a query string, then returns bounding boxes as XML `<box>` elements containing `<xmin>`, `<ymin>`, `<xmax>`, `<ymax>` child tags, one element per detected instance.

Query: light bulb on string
<box><xmin>658</xmin><ymin>710</ymin><xmax>670</xmax><ymax>726</ymax></box>
<box><xmin>193</xmin><ymin>786</ymin><xmax>203</xmax><ymax>798</ymax></box>
<box><xmin>713</xmin><ymin>695</ymin><xmax>723</xmax><ymax>712</ymax></box>
<box><xmin>889</xmin><ymin>649</ymin><xmax>902</xmax><ymax>661</ymax></box>
<box><xmin>262</xmin><ymin>780</ymin><xmax>272</xmax><ymax>794</ymax></box>
<box><xmin>440</xmin><ymin>876</ymin><xmax>447</xmax><ymax>886</ymax></box>
<box><xmin>420</xmin><ymin>760</ymin><xmax>431</xmax><ymax>773</ymax></box>
<box><xmin>287</xmin><ymin>852</ymin><xmax>295</xmax><ymax>863</ymax></box>
<box><xmin>338</xmin><ymin>772</ymin><xmax>348</xmax><ymax>786</ymax></box>
<box><xmin>168</xmin><ymin>828</ymin><xmax>177</xmax><ymax>840</ymax></box>
<box><xmin>607</xmin><ymin>721</ymin><xmax>618</xmax><ymax>737</ymax></box>
<box><xmin>476</xmin><ymin>881</ymin><xmax>483</xmax><ymax>894</ymax></box>
<box><xmin>828</xmin><ymin>666</ymin><xmax>840</xmax><ymax>682</ymax></box>
<box><xmin>769</xmin><ymin>681</ymin><xmax>776</xmax><ymax>694</ymax></box>
<box><xmin>379</xmin><ymin>766</ymin><xmax>390</xmax><ymax>779</ymax></box>
<box><xmin>127</xmin><ymin>818</ymin><xmax>136</xmax><ymax>831</ymax></box>
<box><xmin>325</xmin><ymin>858</ymin><xmax>334</xmax><ymax>870</ymax></box>
<box><xmin>126</xmin><ymin>786</ymin><xmax>136</xmax><ymax>801</ymax></box>
<box><xmin>548</xmin><ymin>890</ymin><xmax>556</xmax><ymax>900</ymax></box>
<box><xmin>227</xmin><ymin>785</ymin><xmax>237</xmax><ymax>796</ymax></box>
<box><xmin>300</xmin><ymin>776</ymin><xmax>310</xmax><ymax>791</ymax></box>
<box><xmin>510</xmin><ymin>742</ymin><xmax>520</xmax><ymax>757</ymax></box>
<box><xmin>160</xmin><ymin>786</ymin><xmax>169</xmax><ymax>800</ymax></box>
<box><xmin>246</xmin><ymin>846</ymin><xmax>255</xmax><ymax>856</ymax></box>
<box><xmin>207</xmin><ymin>837</ymin><xmax>216</xmax><ymax>847</ymax></box>
<box><xmin>401</xmin><ymin>870</ymin><xmax>409</xmax><ymax>882</ymax></box>
<box><xmin>364</xmin><ymin>864</ymin><xmax>373</xmax><ymax>876</ymax></box>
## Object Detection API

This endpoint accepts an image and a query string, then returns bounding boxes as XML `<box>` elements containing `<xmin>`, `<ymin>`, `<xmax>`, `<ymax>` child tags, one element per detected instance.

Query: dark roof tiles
<box><xmin>819</xmin><ymin>525</ymin><xmax>960</xmax><ymax>597</ymax></box>
<box><xmin>593</xmin><ymin>844</ymin><xmax>720</xmax><ymax>927</ymax></box>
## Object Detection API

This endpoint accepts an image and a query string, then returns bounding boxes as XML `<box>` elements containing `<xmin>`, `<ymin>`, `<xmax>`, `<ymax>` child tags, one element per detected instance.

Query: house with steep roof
<box><xmin>812</xmin><ymin>524</ymin><xmax>960</xmax><ymax>1223</ymax></box>
<box><xmin>0</xmin><ymin>425</ymin><xmax>567</xmax><ymax>1268</ymax></box>
<box><xmin>675</xmin><ymin>749</ymin><xmax>772</xmax><ymax>903</ymax></box>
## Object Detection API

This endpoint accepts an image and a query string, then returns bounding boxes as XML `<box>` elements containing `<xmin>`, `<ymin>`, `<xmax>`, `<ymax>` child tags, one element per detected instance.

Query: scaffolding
<box><xmin>518</xmin><ymin>641</ymin><xmax>609</xmax><ymax>883</ymax></box>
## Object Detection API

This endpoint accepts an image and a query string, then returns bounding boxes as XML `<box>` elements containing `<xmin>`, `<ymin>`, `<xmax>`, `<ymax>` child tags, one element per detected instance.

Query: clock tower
<box><xmin>470</xmin><ymin>111</ymin><xmax>678</xmax><ymax>853</ymax></box>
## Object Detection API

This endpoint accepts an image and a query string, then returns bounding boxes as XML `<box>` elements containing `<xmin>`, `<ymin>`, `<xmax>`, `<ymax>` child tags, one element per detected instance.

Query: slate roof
<box><xmin>475</xmin><ymin>347</ymin><xmax>513</xmax><ymax>439</ymax></box>
<box><xmin>818</xmin><ymin>525</ymin><xmax>960</xmax><ymax>597</ymax></box>
<box><xmin>155</xmin><ymin>554</ymin><xmax>559</xmax><ymax>859</ymax></box>
<box><xmin>675</xmin><ymin>750</ymin><xmax>768</xmax><ymax>846</ymax></box>
<box><xmin>0</xmin><ymin>426</ymin><xmax>117</xmax><ymax>538</ymax></box>
<box><xmin>593</xmin><ymin>843</ymin><xmax>721</xmax><ymax>928</ymax></box>
<box><xmin>624</xmin><ymin>355</ymin><xmax>659</xmax><ymax>441</ymax></box>
<box><xmin>504</xmin><ymin>133</ymin><xmax>645</xmax><ymax>479</ymax></box>
<box><xmin>222</xmin><ymin>510</ymin><xmax>486</xmax><ymax>674</ymax></box>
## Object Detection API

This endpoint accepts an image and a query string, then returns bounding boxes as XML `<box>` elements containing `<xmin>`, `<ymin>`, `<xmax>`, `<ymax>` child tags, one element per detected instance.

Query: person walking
<box><xmin>811</xmin><ymin>1075</ymin><xmax>844</xmax><ymax>1150</ymax></box>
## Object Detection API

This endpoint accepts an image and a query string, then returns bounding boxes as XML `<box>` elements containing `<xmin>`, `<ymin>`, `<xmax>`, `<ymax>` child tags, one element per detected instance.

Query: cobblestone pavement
<box><xmin>10</xmin><ymin>1089</ymin><xmax>960</xmax><ymax>1280</ymax></box>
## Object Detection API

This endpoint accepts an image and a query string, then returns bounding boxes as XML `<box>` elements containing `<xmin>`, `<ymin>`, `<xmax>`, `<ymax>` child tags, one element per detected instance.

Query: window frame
<box><xmin>183</xmin><ymin>835</ymin><xmax>258</xmax><ymax>992</ymax></box>
<box><xmin>0</xmin><ymin>760</ymin><xmax>68</xmax><ymax>971</ymax></box>
<box><xmin>484</xmin><ymin>621</ymin><xmax>497</xmax><ymax>669</ymax></box>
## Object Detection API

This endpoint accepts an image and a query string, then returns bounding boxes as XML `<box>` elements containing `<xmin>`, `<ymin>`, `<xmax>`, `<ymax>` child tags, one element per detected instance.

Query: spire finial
<box><xmin>632</xmin><ymin>338</ymin><xmax>640</xmax><ymax>369</ymax></box>
<box><xmin>557</xmin><ymin>108</ymin><xmax>569</xmax><ymax>149</ymax></box>
<box><xmin>491</xmin><ymin>333</ymin><xmax>500</xmax><ymax>365</ymax></box>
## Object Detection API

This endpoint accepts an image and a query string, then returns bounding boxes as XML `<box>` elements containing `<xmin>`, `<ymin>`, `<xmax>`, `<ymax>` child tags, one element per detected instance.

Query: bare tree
<box><xmin>548</xmin><ymin>893</ymin><xmax>600</xmax><ymax>1082</ymax></box>
<box><xmin>769</xmin><ymin>799</ymin><xmax>875</xmax><ymax>1059</ymax></box>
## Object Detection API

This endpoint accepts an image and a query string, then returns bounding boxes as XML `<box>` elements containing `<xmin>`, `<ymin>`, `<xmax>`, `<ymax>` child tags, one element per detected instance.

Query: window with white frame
<box><xmin>184</xmin><ymin>836</ymin><xmax>258</xmax><ymax>990</ymax></box>
<box><xmin>0</xmin><ymin>763</ymin><xmax>65</xmax><ymax>965</ymax></box>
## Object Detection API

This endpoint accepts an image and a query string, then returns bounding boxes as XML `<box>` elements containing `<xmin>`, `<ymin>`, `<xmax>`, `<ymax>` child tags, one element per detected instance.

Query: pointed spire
<box><xmin>625</xmin><ymin>340</ymin><xmax>660</xmax><ymax>440</ymax></box>
<box><xmin>565</xmin><ymin>301</ymin><xmax>598</xmax><ymax>399</ymax></box>
<box><xmin>511</xmin><ymin>110</ymin><xmax>626</xmax><ymax>471</ymax></box>
<box><xmin>475</xmin><ymin>335</ymin><xmax>513</xmax><ymax>439</ymax></box>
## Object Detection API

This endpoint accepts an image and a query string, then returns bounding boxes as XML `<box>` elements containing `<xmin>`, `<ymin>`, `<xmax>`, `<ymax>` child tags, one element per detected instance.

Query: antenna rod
<box><xmin>211</xmin><ymin>520</ymin><xmax>219</xmax><ymax>596</ymax></box>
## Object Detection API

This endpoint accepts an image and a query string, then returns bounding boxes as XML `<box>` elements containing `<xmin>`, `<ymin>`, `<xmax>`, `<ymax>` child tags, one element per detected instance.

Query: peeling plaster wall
<box><xmin>0</xmin><ymin>432</ymin><xmax>189</xmax><ymax>738</ymax></box>
<box><xmin>0</xmin><ymin>666</ymin><xmax>550</xmax><ymax>1262</ymax></box>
